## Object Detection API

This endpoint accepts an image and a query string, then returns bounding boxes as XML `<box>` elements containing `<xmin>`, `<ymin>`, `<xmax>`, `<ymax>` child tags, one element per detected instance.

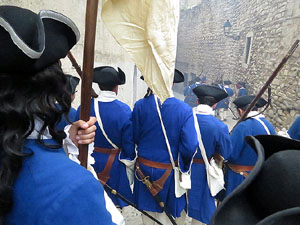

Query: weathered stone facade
<box><xmin>177</xmin><ymin>0</ymin><xmax>300</xmax><ymax>130</ymax></box>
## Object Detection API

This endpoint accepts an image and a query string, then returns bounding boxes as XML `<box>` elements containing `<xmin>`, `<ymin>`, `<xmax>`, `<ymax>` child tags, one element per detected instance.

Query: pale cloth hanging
<box><xmin>101</xmin><ymin>0</ymin><xmax>180</xmax><ymax>103</ymax></box>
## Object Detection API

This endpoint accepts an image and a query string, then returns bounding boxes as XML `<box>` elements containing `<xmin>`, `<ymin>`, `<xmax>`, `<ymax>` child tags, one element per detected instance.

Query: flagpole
<box><xmin>78</xmin><ymin>0</ymin><xmax>99</xmax><ymax>168</ymax></box>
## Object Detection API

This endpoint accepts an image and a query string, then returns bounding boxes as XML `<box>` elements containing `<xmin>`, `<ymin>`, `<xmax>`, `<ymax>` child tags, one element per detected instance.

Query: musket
<box><xmin>102</xmin><ymin>183</ymin><xmax>163</xmax><ymax>225</ymax></box>
<box><xmin>228</xmin><ymin>107</ymin><xmax>239</xmax><ymax>120</ymax></box>
<box><xmin>135</xmin><ymin>164</ymin><xmax>177</xmax><ymax>225</ymax></box>
<box><xmin>230</xmin><ymin>40</ymin><xmax>299</xmax><ymax>132</ymax></box>
<box><xmin>78</xmin><ymin>0</ymin><xmax>99</xmax><ymax>168</ymax></box>
<box><xmin>67</xmin><ymin>51</ymin><xmax>98</xmax><ymax>98</ymax></box>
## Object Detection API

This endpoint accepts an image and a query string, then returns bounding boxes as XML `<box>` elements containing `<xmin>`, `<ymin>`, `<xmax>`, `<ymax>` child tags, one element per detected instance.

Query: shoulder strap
<box><xmin>154</xmin><ymin>95</ymin><xmax>176</xmax><ymax>169</ymax></box>
<box><xmin>192</xmin><ymin>110</ymin><xmax>210</xmax><ymax>167</ymax></box>
<box><xmin>253</xmin><ymin>117</ymin><xmax>271</xmax><ymax>135</ymax></box>
<box><xmin>94</xmin><ymin>98</ymin><xmax>119</xmax><ymax>149</ymax></box>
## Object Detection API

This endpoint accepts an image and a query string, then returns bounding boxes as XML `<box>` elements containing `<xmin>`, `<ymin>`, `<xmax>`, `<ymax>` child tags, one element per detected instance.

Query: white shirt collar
<box><xmin>96</xmin><ymin>90</ymin><xmax>117</xmax><ymax>102</ymax></box>
<box><xmin>27</xmin><ymin>118</ymin><xmax>52</xmax><ymax>139</ymax></box>
<box><xmin>194</xmin><ymin>104</ymin><xmax>215</xmax><ymax>116</ymax></box>
<box><xmin>246</xmin><ymin>111</ymin><xmax>265</xmax><ymax>119</ymax></box>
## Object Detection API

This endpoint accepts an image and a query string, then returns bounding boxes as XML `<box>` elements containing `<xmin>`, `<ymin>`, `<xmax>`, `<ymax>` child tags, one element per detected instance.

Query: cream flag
<box><xmin>101</xmin><ymin>0</ymin><xmax>180</xmax><ymax>102</ymax></box>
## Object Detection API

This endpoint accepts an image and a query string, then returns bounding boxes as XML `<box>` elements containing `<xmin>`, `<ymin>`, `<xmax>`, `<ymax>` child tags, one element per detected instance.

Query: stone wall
<box><xmin>177</xmin><ymin>0</ymin><xmax>300</xmax><ymax>130</ymax></box>
<box><xmin>1</xmin><ymin>1</ymin><xmax>148</xmax><ymax>109</ymax></box>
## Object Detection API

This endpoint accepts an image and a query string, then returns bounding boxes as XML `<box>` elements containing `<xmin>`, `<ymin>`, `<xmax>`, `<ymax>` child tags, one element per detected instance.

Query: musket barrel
<box><xmin>231</xmin><ymin>40</ymin><xmax>299</xmax><ymax>132</ymax></box>
<box><xmin>67</xmin><ymin>51</ymin><xmax>98</xmax><ymax>98</ymax></box>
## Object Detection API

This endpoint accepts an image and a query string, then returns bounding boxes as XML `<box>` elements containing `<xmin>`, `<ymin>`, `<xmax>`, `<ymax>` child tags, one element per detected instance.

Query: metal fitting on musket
<box><xmin>111</xmin><ymin>189</ymin><xmax>117</xmax><ymax>195</ymax></box>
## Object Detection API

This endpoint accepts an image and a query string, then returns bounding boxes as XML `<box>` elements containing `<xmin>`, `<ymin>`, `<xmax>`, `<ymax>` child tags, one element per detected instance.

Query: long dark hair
<box><xmin>0</xmin><ymin>63</ymin><xmax>71</xmax><ymax>222</ymax></box>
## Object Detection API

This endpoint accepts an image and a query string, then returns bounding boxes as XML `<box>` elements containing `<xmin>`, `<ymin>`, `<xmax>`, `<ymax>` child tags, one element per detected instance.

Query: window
<box><xmin>243</xmin><ymin>32</ymin><xmax>254</xmax><ymax>66</ymax></box>
<box><xmin>245</xmin><ymin>36</ymin><xmax>252</xmax><ymax>64</ymax></box>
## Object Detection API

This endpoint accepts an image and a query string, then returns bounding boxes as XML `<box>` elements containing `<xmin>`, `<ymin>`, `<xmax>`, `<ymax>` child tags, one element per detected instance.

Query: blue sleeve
<box><xmin>229</xmin><ymin>123</ymin><xmax>248</xmax><ymax>161</ymax></box>
<box><xmin>227</xmin><ymin>88</ymin><xmax>234</xmax><ymax>97</ymax></box>
<box><xmin>178</xmin><ymin>108</ymin><xmax>198</xmax><ymax>173</ymax></box>
<box><xmin>132</xmin><ymin>103</ymin><xmax>140</xmax><ymax>145</ymax></box>
<box><xmin>215</xmin><ymin>124</ymin><xmax>232</xmax><ymax>159</ymax></box>
<box><xmin>184</xmin><ymin>86</ymin><xmax>189</xmax><ymax>96</ymax></box>
<box><xmin>288</xmin><ymin>116</ymin><xmax>300</xmax><ymax>140</ymax></box>
<box><xmin>261</xmin><ymin>118</ymin><xmax>276</xmax><ymax>135</ymax></box>
<box><xmin>120</xmin><ymin>107</ymin><xmax>136</xmax><ymax>160</ymax></box>
<box><xmin>42</xmin><ymin>176</ymin><xmax>116</xmax><ymax>225</ymax></box>
<box><xmin>69</xmin><ymin>107</ymin><xmax>77</xmax><ymax>123</ymax></box>
<box><xmin>75</xmin><ymin>105</ymin><xmax>81</xmax><ymax>121</ymax></box>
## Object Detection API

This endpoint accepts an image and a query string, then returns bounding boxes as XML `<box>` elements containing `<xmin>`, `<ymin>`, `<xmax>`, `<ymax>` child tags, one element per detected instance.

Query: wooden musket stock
<box><xmin>67</xmin><ymin>51</ymin><xmax>98</xmax><ymax>98</ymax></box>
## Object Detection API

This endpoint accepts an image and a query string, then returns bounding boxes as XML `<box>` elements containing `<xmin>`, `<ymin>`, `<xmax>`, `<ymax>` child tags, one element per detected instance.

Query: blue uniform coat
<box><xmin>188</xmin><ymin>105</ymin><xmax>232</xmax><ymax>224</ymax></box>
<box><xmin>5</xmin><ymin>139</ymin><xmax>115</xmax><ymax>225</ymax></box>
<box><xmin>76</xmin><ymin>95</ymin><xmax>135</xmax><ymax>207</ymax></box>
<box><xmin>288</xmin><ymin>116</ymin><xmax>300</xmax><ymax>140</ymax></box>
<box><xmin>215</xmin><ymin>86</ymin><xmax>233</xmax><ymax>109</ymax></box>
<box><xmin>56</xmin><ymin>107</ymin><xmax>77</xmax><ymax>131</ymax></box>
<box><xmin>132</xmin><ymin>94</ymin><xmax>198</xmax><ymax>217</ymax></box>
<box><xmin>225</xmin><ymin>114</ymin><xmax>276</xmax><ymax>196</ymax></box>
<box><xmin>238</xmin><ymin>87</ymin><xmax>248</xmax><ymax>97</ymax></box>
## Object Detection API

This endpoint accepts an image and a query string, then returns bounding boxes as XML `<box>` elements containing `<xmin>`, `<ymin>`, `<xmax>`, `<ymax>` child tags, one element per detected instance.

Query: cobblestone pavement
<box><xmin>122</xmin><ymin>206</ymin><xmax>192</xmax><ymax>225</ymax></box>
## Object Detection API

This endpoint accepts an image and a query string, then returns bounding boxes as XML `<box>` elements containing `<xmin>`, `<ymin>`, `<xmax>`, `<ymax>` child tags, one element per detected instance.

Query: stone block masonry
<box><xmin>177</xmin><ymin>0</ymin><xmax>300</xmax><ymax>130</ymax></box>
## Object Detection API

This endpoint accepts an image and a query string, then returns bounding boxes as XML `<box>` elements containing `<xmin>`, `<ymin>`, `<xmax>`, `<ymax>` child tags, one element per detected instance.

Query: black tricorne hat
<box><xmin>140</xmin><ymin>69</ymin><xmax>184</xmax><ymax>83</ymax></box>
<box><xmin>210</xmin><ymin>135</ymin><xmax>300</xmax><ymax>225</ymax></box>
<box><xmin>65</xmin><ymin>74</ymin><xmax>80</xmax><ymax>94</ymax></box>
<box><xmin>237</xmin><ymin>81</ymin><xmax>246</xmax><ymax>86</ymax></box>
<box><xmin>174</xmin><ymin>69</ymin><xmax>184</xmax><ymax>83</ymax></box>
<box><xmin>93</xmin><ymin>66</ymin><xmax>126</xmax><ymax>87</ymax></box>
<box><xmin>233</xmin><ymin>95</ymin><xmax>267</xmax><ymax>109</ymax></box>
<box><xmin>224</xmin><ymin>80</ymin><xmax>232</xmax><ymax>85</ymax></box>
<box><xmin>0</xmin><ymin>5</ymin><xmax>80</xmax><ymax>73</ymax></box>
<box><xmin>193</xmin><ymin>85</ymin><xmax>228</xmax><ymax>104</ymax></box>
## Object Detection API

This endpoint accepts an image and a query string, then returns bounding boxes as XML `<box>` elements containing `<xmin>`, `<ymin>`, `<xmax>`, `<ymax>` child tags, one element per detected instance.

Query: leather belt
<box><xmin>193</xmin><ymin>158</ymin><xmax>205</xmax><ymax>164</ymax></box>
<box><xmin>94</xmin><ymin>147</ymin><xmax>121</xmax><ymax>185</ymax></box>
<box><xmin>227</xmin><ymin>163</ymin><xmax>254</xmax><ymax>178</ymax></box>
<box><xmin>137</xmin><ymin>157</ymin><xmax>176</xmax><ymax>169</ymax></box>
<box><xmin>94</xmin><ymin>147</ymin><xmax>120</xmax><ymax>154</ymax></box>
<box><xmin>136</xmin><ymin>157</ymin><xmax>177</xmax><ymax>196</ymax></box>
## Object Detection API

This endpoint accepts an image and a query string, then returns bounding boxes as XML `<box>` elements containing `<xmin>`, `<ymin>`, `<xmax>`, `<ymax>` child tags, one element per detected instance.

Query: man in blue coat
<box><xmin>133</xmin><ymin>69</ymin><xmax>198</xmax><ymax>224</ymax></box>
<box><xmin>216</xmin><ymin>81</ymin><xmax>234</xmax><ymax>121</ymax></box>
<box><xmin>184</xmin><ymin>77</ymin><xmax>201</xmax><ymax>108</ymax></box>
<box><xmin>76</xmin><ymin>66</ymin><xmax>135</xmax><ymax>208</ymax></box>
<box><xmin>225</xmin><ymin>95</ymin><xmax>276</xmax><ymax>197</ymax></box>
<box><xmin>288</xmin><ymin>116</ymin><xmax>300</xmax><ymax>140</ymax></box>
<box><xmin>0</xmin><ymin>5</ymin><xmax>118</xmax><ymax>225</ymax></box>
<box><xmin>236</xmin><ymin>82</ymin><xmax>248</xmax><ymax>97</ymax></box>
<box><xmin>188</xmin><ymin>85</ymin><xmax>232</xmax><ymax>225</ymax></box>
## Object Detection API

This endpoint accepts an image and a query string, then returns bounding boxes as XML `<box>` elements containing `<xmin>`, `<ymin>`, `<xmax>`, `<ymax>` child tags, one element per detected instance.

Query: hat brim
<box><xmin>93</xmin><ymin>66</ymin><xmax>126</xmax><ymax>87</ymax></box>
<box><xmin>33</xmin><ymin>10</ymin><xmax>80</xmax><ymax>72</ymax></box>
<box><xmin>210</xmin><ymin>136</ymin><xmax>265</xmax><ymax>225</ymax></box>
<box><xmin>256</xmin><ymin>207</ymin><xmax>300</xmax><ymax>225</ymax></box>
<box><xmin>174</xmin><ymin>69</ymin><xmax>184</xmax><ymax>83</ymax></box>
<box><xmin>211</xmin><ymin>136</ymin><xmax>300</xmax><ymax>225</ymax></box>
<box><xmin>0</xmin><ymin>6</ymin><xmax>79</xmax><ymax>73</ymax></box>
<box><xmin>246</xmin><ymin>135</ymin><xmax>300</xmax><ymax>159</ymax></box>
<box><xmin>233</xmin><ymin>95</ymin><xmax>267</xmax><ymax>108</ymax></box>
<box><xmin>193</xmin><ymin>85</ymin><xmax>228</xmax><ymax>103</ymax></box>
